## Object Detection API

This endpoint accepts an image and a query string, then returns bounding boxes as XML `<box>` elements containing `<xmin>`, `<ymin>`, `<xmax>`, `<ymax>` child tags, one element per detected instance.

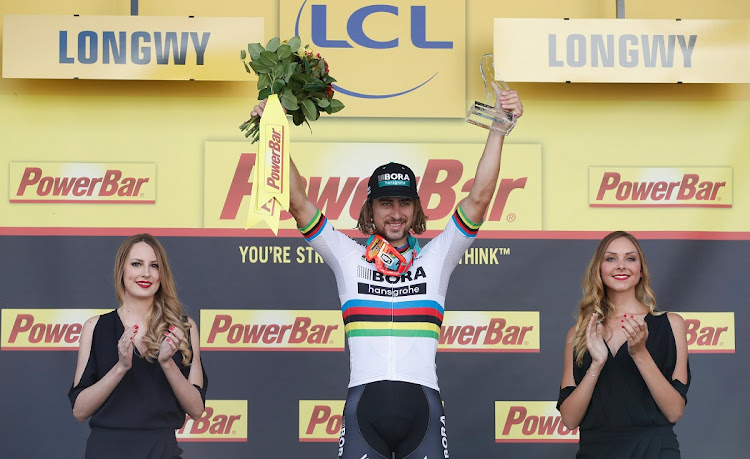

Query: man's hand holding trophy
<box><xmin>466</xmin><ymin>53</ymin><xmax>521</xmax><ymax>135</ymax></box>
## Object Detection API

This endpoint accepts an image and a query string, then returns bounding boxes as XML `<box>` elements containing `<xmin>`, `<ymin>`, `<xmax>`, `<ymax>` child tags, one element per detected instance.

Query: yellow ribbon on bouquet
<box><xmin>245</xmin><ymin>95</ymin><xmax>290</xmax><ymax>234</ymax></box>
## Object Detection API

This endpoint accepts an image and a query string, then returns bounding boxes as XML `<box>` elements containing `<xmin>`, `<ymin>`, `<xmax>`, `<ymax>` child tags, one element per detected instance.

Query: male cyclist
<box><xmin>251</xmin><ymin>82</ymin><xmax>522</xmax><ymax>458</ymax></box>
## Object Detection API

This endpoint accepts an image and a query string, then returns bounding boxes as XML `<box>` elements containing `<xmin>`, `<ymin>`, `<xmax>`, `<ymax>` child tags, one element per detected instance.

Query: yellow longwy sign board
<box><xmin>494</xmin><ymin>18</ymin><xmax>750</xmax><ymax>83</ymax></box>
<box><xmin>2</xmin><ymin>15</ymin><xmax>264</xmax><ymax>81</ymax></box>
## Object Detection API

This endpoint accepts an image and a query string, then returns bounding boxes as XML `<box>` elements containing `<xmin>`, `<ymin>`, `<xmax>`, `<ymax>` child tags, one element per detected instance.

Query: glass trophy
<box><xmin>466</xmin><ymin>54</ymin><xmax>517</xmax><ymax>135</ymax></box>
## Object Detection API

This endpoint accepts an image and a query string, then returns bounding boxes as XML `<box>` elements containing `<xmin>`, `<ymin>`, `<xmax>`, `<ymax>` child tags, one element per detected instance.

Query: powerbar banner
<box><xmin>680</xmin><ymin>312</ymin><xmax>735</xmax><ymax>353</ymax></box>
<box><xmin>1</xmin><ymin>309</ymin><xmax>110</xmax><ymax>350</ymax></box>
<box><xmin>438</xmin><ymin>311</ymin><xmax>539</xmax><ymax>352</ymax></box>
<box><xmin>9</xmin><ymin>162</ymin><xmax>156</xmax><ymax>204</ymax></box>
<box><xmin>2</xmin><ymin>15</ymin><xmax>264</xmax><ymax>81</ymax></box>
<box><xmin>245</xmin><ymin>95</ymin><xmax>290</xmax><ymax>234</ymax></box>
<box><xmin>176</xmin><ymin>400</ymin><xmax>248</xmax><ymax>442</ymax></box>
<box><xmin>495</xmin><ymin>401</ymin><xmax>579</xmax><ymax>443</ymax></box>
<box><xmin>299</xmin><ymin>400</ymin><xmax>345</xmax><ymax>442</ymax></box>
<box><xmin>493</xmin><ymin>18</ymin><xmax>750</xmax><ymax>83</ymax></box>
<box><xmin>589</xmin><ymin>167</ymin><xmax>732</xmax><ymax>208</ymax></box>
<box><xmin>0</xmin><ymin>236</ymin><xmax>745</xmax><ymax>459</ymax></box>
<box><xmin>205</xmin><ymin>141</ymin><xmax>543</xmax><ymax>232</ymax></box>
<box><xmin>7</xmin><ymin>140</ymin><xmax>748</xmax><ymax>233</ymax></box>
<box><xmin>200</xmin><ymin>309</ymin><xmax>344</xmax><ymax>351</ymax></box>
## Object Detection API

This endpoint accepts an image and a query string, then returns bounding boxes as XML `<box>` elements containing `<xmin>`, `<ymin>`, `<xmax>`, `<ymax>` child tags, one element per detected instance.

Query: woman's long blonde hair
<box><xmin>572</xmin><ymin>231</ymin><xmax>660</xmax><ymax>366</ymax></box>
<box><xmin>114</xmin><ymin>234</ymin><xmax>192</xmax><ymax>366</ymax></box>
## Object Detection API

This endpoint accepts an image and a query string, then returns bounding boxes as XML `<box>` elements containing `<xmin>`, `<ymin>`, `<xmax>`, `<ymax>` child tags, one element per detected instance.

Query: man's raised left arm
<box><xmin>459</xmin><ymin>83</ymin><xmax>523</xmax><ymax>223</ymax></box>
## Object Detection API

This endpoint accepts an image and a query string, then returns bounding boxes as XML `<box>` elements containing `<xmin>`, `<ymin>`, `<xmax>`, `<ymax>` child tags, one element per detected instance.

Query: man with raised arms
<box><xmin>251</xmin><ymin>83</ymin><xmax>522</xmax><ymax>458</ymax></box>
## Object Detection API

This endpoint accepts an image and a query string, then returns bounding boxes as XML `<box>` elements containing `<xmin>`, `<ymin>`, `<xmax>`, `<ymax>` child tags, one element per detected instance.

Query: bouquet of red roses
<box><xmin>239</xmin><ymin>36</ymin><xmax>344</xmax><ymax>143</ymax></box>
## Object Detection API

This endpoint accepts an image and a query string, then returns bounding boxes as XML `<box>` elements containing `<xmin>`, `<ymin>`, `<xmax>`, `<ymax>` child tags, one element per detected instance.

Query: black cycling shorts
<box><xmin>337</xmin><ymin>380</ymin><xmax>449</xmax><ymax>459</ymax></box>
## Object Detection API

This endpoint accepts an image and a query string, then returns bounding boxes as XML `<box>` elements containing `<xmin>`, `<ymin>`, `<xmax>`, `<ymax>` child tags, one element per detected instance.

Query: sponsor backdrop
<box><xmin>1</xmin><ymin>1</ymin><xmax>749</xmax><ymax>458</ymax></box>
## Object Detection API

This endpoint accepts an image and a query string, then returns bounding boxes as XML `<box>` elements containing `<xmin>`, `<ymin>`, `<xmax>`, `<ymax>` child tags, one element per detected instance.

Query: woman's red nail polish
<box><xmin>129</xmin><ymin>337</ymin><xmax>133</xmax><ymax>340</ymax></box>
<box><xmin>169</xmin><ymin>325</ymin><xmax>174</xmax><ymax>331</ymax></box>
<box><xmin>621</xmin><ymin>319</ymin><xmax>624</xmax><ymax>323</ymax></box>
<box><xmin>623</xmin><ymin>314</ymin><xmax>627</xmax><ymax>317</ymax></box>
<box><xmin>164</xmin><ymin>331</ymin><xmax>169</xmax><ymax>335</ymax></box>
<box><xmin>166</xmin><ymin>338</ymin><xmax>171</xmax><ymax>342</ymax></box>
<box><xmin>630</xmin><ymin>315</ymin><xmax>634</xmax><ymax>318</ymax></box>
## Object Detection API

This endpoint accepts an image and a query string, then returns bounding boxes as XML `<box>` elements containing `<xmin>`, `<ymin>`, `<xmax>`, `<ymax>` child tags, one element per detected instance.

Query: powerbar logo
<box><xmin>495</xmin><ymin>401</ymin><xmax>578</xmax><ymax>443</ymax></box>
<box><xmin>219</xmin><ymin>155</ymin><xmax>528</xmax><ymax>224</ymax></box>
<box><xmin>176</xmin><ymin>400</ymin><xmax>247</xmax><ymax>442</ymax></box>
<box><xmin>1</xmin><ymin>309</ymin><xmax>109</xmax><ymax>350</ymax></box>
<box><xmin>589</xmin><ymin>167</ymin><xmax>731</xmax><ymax>207</ymax></box>
<box><xmin>678</xmin><ymin>312</ymin><xmax>735</xmax><ymax>353</ymax></box>
<box><xmin>9</xmin><ymin>162</ymin><xmax>156</xmax><ymax>203</ymax></box>
<box><xmin>265</xmin><ymin>126</ymin><xmax>285</xmax><ymax>192</ymax></box>
<box><xmin>299</xmin><ymin>400</ymin><xmax>345</xmax><ymax>442</ymax></box>
<box><xmin>201</xmin><ymin>310</ymin><xmax>344</xmax><ymax>351</ymax></box>
<box><xmin>438</xmin><ymin>311</ymin><xmax>539</xmax><ymax>352</ymax></box>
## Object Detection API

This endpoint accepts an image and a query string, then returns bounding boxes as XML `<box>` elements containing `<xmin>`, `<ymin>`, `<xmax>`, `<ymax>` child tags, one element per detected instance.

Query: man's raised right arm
<box><xmin>288</xmin><ymin>158</ymin><xmax>319</xmax><ymax>227</ymax></box>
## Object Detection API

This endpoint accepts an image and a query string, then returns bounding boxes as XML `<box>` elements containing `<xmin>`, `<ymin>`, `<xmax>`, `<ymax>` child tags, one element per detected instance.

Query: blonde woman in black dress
<box><xmin>69</xmin><ymin>234</ymin><xmax>207</xmax><ymax>458</ymax></box>
<box><xmin>557</xmin><ymin>231</ymin><xmax>690</xmax><ymax>458</ymax></box>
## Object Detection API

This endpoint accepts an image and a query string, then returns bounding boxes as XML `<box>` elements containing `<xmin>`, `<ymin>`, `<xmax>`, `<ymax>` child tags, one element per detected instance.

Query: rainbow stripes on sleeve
<box><xmin>452</xmin><ymin>205</ymin><xmax>482</xmax><ymax>237</ymax></box>
<box><xmin>299</xmin><ymin>210</ymin><xmax>327</xmax><ymax>241</ymax></box>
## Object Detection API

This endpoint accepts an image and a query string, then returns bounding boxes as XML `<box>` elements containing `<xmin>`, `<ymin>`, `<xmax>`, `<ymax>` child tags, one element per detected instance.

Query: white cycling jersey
<box><xmin>299</xmin><ymin>207</ymin><xmax>480</xmax><ymax>390</ymax></box>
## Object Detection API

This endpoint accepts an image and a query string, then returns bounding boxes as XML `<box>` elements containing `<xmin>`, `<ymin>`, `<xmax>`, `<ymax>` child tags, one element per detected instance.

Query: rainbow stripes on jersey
<box><xmin>453</xmin><ymin>205</ymin><xmax>481</xmax><ymax>238</ymax></box>
<box><xmin>299</xmin><ymin>210</ymin><xmax>327</xmax><ymax>241</ymax></box>
<box><xmin>342</xmin><ymin>299</ymin><xmax>444</xmax><ymax>340</ymax></box>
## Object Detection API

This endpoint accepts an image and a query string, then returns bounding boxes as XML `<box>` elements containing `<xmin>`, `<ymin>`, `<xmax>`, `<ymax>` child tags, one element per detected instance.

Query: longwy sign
<box><xmin>493</xmin><ymin>18</ymin><xmax>750</xmax><ymax>83</ymax></box>
<box><xmin>2</xmin><ymin>15</ymin><xmax>264</xmax><ymax>81</ymax></box>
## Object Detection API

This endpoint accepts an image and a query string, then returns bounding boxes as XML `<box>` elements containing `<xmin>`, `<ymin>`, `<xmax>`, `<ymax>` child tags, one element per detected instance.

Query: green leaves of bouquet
<box><xmin>239</xmin><ymin>36</ymin><xmax>345</xmax><ymax>144</ymax></box>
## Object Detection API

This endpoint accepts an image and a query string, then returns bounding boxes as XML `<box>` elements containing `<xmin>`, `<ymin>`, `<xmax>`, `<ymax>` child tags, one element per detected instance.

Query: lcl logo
<box><xmin>292</xmin><ymin>0</ymin><xmax>455</xmax><ymax>98</ymax></box>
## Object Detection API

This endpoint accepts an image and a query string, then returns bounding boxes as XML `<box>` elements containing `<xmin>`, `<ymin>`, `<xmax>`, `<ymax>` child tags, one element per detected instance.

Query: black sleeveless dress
<box><xmin>68</xmin><ymin>310</ymin><xmax>208</xmax><ymax>459</ymax></box>
<box><xmin>557</xmin><ymin>313</ymin><xmax>690</xmax><ymax>459</ymax></box>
